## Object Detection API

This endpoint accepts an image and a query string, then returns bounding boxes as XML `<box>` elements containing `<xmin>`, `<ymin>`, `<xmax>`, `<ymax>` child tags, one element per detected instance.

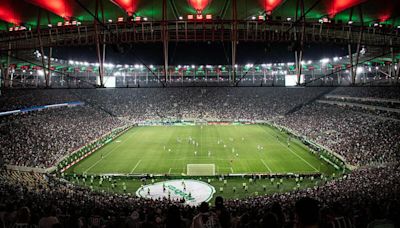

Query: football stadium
<box><xmin>0</xmin><ymin>0</ymin><xmax>400</xmax><ymax>227</ymax></box>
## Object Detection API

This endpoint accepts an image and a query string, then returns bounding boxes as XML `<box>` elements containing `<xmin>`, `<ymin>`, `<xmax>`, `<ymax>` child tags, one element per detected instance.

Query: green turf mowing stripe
<box><xmin>68</xmin><ymin>124</ymin><xmax>334</xmax><ymax>176</ymax></box>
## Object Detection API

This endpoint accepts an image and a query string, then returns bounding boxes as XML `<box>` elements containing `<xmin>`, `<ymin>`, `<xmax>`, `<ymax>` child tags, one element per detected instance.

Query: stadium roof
<box><xmin>0</xmin><ymin>0</ymin><xmax>399</xmax><ymax>31</ymax></box>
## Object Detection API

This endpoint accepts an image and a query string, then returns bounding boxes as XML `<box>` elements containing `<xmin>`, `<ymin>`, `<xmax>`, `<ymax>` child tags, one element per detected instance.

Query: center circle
<box><xmin>136</xmin><ymin>179</ymin><xmax>216</xmax><ymax>206</ymax></box>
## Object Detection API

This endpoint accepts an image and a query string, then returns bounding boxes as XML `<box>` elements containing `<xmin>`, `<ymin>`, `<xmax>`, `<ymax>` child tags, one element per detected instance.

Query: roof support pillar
<box><xmin>232</xmin><ymin>0</ymin><xmax>238</xmax><ymax>84</ymax></box>
<box><xmin>352</xmin><ymin>6</ymin><xmax>364</xmax><ymax>85</ymax></box>
<box><xmin>295</xmin><ymin>0</ymin><xmax>305</xmax><ymax>85</ymax></box>
<box><xmin>3</xmin><ymin>42</ymin><xmax>11</xmax><ymax>88</ymax></box>
<box><xmin>396</xmin><ymin>62</ymin><xmax>400</xmax><ymax>84</ymax></box>
<box><xmin>162</xmin><ymin>0</ymin><xmax>169</xmax><ymax>83</ymax></box>
<box><xmin>390</xmin><ymin>38</ymin><xmax>397</xmax><ymax>84</ymax></box>
<box><xmin>94</xmin><ymin>0</ymin><xmax>105</xmax><ymax>87</ymax></box>
<box><xmin>37</xmin><ymin>10</ymin><xmax>51</xmax><ymax>88</ymax></box>
<box><xmin>47</xmin><ymin>47</ymin><xmax>52</xmax><ymax>87</ymax></box>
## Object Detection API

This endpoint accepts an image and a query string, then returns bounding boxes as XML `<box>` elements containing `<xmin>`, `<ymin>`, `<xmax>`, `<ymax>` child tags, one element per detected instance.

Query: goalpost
<box><xmin>187</xmin><ymin>164</ymin><xmax>216</xmax><ymax>176</ymax></box>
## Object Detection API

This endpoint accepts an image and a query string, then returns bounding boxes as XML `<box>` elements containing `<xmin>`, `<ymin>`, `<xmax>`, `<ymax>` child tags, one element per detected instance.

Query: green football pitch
<box><xmin>67</xmin><ymin>124</ymin><xmax>335</xmax><ymax>176</ymax></box>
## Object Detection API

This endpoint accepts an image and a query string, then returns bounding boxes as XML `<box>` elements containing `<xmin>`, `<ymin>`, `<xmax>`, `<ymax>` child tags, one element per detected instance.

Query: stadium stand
<box><xmin>0</xmin><ymin>87</ymin><xmax>399</xmax><ymax>227</ymax></box>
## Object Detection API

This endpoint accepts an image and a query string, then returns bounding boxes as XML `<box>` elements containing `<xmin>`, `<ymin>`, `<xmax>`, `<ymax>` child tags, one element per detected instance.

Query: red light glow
<box><xmin>187</xmin><ymin>0</ymin><xmax>212</xmax><ymax>12</ymax></box>
<box><xmin>260</xmin><ymin>0</ymin><xmax>284</xmax><ymax>12</ymax></box>
<box><xmin>327</xmin><ymin>0</ymin><xmax>366</xmax><ymax>18</ymax></box>
<box><xmin>111</xmin><ymin>0</ymin><xmax>138</xmax><ymax>16</ymax></box>
<box><xmin>0</xmin><ymin>0</ymin><xmax>22</xmax><ymax>25</ymax></box>
<box><xmin>27</xmin><ymin>0</ymin><xmax>73</xmax><ymax>19</ymax></box>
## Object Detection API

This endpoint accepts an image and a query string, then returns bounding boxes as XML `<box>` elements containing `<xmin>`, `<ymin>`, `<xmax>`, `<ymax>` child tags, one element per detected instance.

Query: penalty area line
<box><xmin>83</xmin><ymin>128</ymin><xmax>141</xmax><ymax>173</ymax></box>
<box><xmin>129</xmin><ymin>160</ymin><xmax>142</xmax><ymax>174</ymax></box>
<box><xmin>260</xmin><ymin>159</ymin><xmax>272</xmax><ymax>172</ymax></box>
<box><xmin>257</xmin><ymin>125</ymin><xmax>319</xmax><ymax>172</ymax></box>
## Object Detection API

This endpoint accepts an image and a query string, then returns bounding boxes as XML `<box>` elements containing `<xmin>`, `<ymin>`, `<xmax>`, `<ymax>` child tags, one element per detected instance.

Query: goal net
<box><xmin>187</xmin><ymin>164</ymin><xmax>216</xmax><ymax>176</ymax></box>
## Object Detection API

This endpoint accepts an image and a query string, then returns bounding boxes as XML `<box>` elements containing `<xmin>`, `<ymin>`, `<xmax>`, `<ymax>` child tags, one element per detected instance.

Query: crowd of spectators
<box><xmin>274</xmin><ymin>103</ymin><xmax>400</xmax><ymax>166</ymax></box>
<box><xmin>0</xmin><ymin>86</ymin><xmax>399</xmax><ymax>227</ymax></box>
<box><xmin>0</xmin><ymin>163</ymin><xmax>398</xmax><ymax>227</ymax></box>
<box><xmin>2</xmin><ymin>87</ymin><xmax>398</xmax><ymax>168</ymax></box>
<box><xmin>0</xmin><ymin>106</ymin><xmax>125</xmax><ymax>168</ymax></box>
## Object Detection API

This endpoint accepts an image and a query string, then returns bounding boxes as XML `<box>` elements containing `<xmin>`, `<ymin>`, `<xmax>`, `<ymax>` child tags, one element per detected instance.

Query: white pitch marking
<box><xmin>84</xmin><ymin>128</ymin><xmax>141</xmax><ymax>173</ymax></box>
<box><xmin>130</xmin><ymin>160</ymin><xmax>142</xmax><ymax>174</ymax></box>
<box><xmin>261</xmin><ymin>159</ymin><xmax>272</xmax><ymax>172</ymax></box>
<box><xmin>257</xmin><ymin>125</ymin><xmax>319</xmax><ymax>172</ymax></box>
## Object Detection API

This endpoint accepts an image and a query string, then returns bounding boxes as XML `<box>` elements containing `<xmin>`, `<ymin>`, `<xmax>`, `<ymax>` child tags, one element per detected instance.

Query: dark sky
<box><xmin>51</xmin><ymin>42</ymin><xmax>349</xmax><ymax>65</ymax></box>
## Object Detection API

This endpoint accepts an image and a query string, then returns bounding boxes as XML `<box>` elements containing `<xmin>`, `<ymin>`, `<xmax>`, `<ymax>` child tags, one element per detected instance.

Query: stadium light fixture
<box><xmin>37</xmin><ymin>70</ymin><xmax>45</xmax><ymax>76</ymax></box>
<box><xmin>320</xmin><ymin>58</ymin><xmax>330</xmax><ymax>64</ymax></box>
